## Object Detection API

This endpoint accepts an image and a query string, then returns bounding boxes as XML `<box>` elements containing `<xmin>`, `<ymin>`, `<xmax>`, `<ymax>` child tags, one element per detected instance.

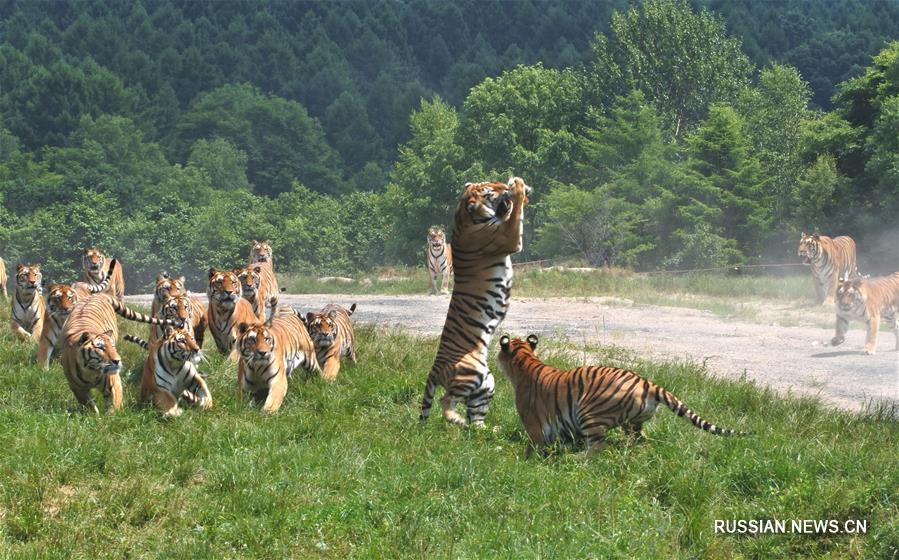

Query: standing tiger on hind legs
<box><xmin>420</xmin><ymin>177</ymin><xmax>531</xmax><ymax>428</ymax></box>
<box><xmin>426</xmin><ymin>226</ymin><xmax>452</xmax><ymax>295</ymax></box>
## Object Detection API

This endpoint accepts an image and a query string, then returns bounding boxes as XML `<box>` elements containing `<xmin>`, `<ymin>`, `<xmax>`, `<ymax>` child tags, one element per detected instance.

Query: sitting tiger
<box><xmin>82</xmin><ymin>247</ymin><xmax>125</xmax><ymax>302</ymax></box>
<box><xmin>11</xmin><ymin>264</ymin><xmax>45</xmax><ymax>341</ymax></box>
<box><xmin>303</xmin><ymin>303</ymin><xmax>357</xmax><ymax>381</ymax></box>
<box><xmin>249</xmin><ymin>240</ymin><xmax>274</xmax><ymax>264</ymax></box>
<box><xmin>235</xmin><ymin>263</ymin><xmax>281</xmax><ymax>322</ymax></box>
<box><xmin>125</xmin><ymin>327</ymin><xmax>212</xmax><ymax>417</ymax></box>
<box><xmin>0</xmin><ymin>256</ymin><xmax>7</xmax><ymax>299</ymax></box>
<box><xmin>207</xmin><ymin>268</ymin><xmax>258</xmax><ymax>361</ymax></box>
<box><xmin>426</xmin><ymin>226</ymin><xmax>453</xmax><ymax>295</ymax></box>
<box><xmin>828</xmin><ymin>272</ymin><xmax>899</xmax><ymax>355</ymax></box>
<box><xmin>237</xmin><ymin>306</ymin><xmax>320</xmax><ymax>412</ymax></box>
<box><xmin>60</xmin><ymin>294</ymin><xmax>175</xmax><ymax>413</ymax></box>
<box><xmin>420</xmin><ymin>177</ymin><xmax>530</xmax><ymax>427</ymax></box>
<box><xmin>798</xmin><ymin>233</ymin><xmax>859</xmax><ymax>305</ymax></box>
<box><xmin>498</xmin><ymin>334</ymin><xmax>748</xmax><ymax>456</ymax></box>
<box><xmin>37</xmin><ymin>261</ymin><xmax>116</xmax><ymax>370</ymax></box>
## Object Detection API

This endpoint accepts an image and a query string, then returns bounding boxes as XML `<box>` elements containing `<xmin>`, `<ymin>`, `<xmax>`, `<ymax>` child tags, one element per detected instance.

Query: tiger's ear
<box><xmin>162</xmin><ymin>325</ymin><xmax>175</xmax><ymax>338</ymax></box>
<box><xmin>79</xmin><ymin>332</ymin><xmax>92</xmax><ymax>345</ymax></box>
<box><xmin>305</xmin><ymin>312</ymin><xmax>315</xmax><ymax>325</ymax></box>
<box><xmin>499</xmin><ymin>335</ymin><xmax>510</xmax><ymax>352</ymax></box>
<box><xmin>800</xmin><ymin>231</ymin><xmax>806</xmax><ymax>237</ymax></box>
<box><xmin>16</xmin><ymin>264</ymin><xmax>24</xmax><ymax>273</ymax></box>
<box><xmin>526</xmin><ymin>334</ymin><xmax>539</xmax><ymax>350</ymax></box>
<box><xmin>177</xmin><ymin>276</ymin><xmax>185</xmax><ymax>284</ymax></box>
<box><xmin>327</xmin><ymin>310</ymin><xmax>337</xmax><ymax>320</ymax></box>
<box><xmin>83</xmin><ymin>248</ymin><xmax>90</xmax><ymax>255</ymax></box>
<box><xmin>812</xmin><ymin>233</ymin><xmax>820</xmax><ymax>239</ymax></box>
<box><xmin>238</xmin><ymin>322</ymin><xmax>250</xmax><ymax>335</ymax></box>
<box><xmin>208</xmin><ymin>268</ymin><xmax>217</xmax><ymax>280</ymax></box>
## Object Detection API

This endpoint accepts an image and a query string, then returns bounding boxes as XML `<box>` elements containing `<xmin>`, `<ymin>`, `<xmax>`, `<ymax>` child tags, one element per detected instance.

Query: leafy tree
<box><xmin>187</xmin><ymin>137</ymin><xmax>250</xmax><ymax>191</ymax></box>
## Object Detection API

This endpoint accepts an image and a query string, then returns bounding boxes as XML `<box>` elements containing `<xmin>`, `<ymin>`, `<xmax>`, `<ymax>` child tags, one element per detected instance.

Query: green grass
<box><xmin>0</xmin><ymin>305</ymin><xmax>896</xmax><ymax>559</ymax></box>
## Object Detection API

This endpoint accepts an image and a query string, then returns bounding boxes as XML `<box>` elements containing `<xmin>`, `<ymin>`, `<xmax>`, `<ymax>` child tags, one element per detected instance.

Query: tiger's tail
<box><xmin>88</xmin><ymin>259</ymin><xmax>117</xmax><ymax>294</ymax></box>
<box><xmin>656</xmin><ymin>386</ymin><xmax>749</xmax><ymax>436</ymax></box>
<box><xmin>123</xmin><ymin>334</ymin><xmax>150</xmax><ymax>350</ymax></box>
<box><xmin>111</xmin><ymin>299</ymin><xmax>174</xmax><ymax>326</ymax></box>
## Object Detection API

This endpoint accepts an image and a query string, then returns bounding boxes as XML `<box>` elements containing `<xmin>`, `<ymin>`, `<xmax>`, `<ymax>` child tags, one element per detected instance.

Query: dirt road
<box><xmin>126</xmin><ymin>293</ymin><xmax>898</xmax><ymax>412</ymax></box>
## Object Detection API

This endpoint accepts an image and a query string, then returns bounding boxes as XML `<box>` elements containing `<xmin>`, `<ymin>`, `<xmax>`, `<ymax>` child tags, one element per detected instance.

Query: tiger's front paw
<box><xmin>864</xmin><ymin>347</ymin><xmax>876</xmax><ymax>355</ymax></box>
<box><xmin>828</xmin><ymin>336</ymin><xmax>845</xmax><ymax>347</ymax></box>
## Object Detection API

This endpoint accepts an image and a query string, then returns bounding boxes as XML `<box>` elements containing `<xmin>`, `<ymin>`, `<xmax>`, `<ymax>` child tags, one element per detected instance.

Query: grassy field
<box><xmin>0</xmin><ymin>303</ymin><xmax>896</xmax><ymax>559</ymax></box>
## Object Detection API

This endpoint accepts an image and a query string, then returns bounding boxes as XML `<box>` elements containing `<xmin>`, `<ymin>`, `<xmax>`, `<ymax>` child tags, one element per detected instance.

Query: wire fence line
<box><xmin>511</xmin><ymin>256</ymin><xmax>808</xmax><ymax>276</ymax></box>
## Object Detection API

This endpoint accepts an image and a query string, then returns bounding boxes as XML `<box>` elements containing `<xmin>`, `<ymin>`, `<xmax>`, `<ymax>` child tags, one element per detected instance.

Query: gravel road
<box><xmin>126</xmin><ymin>293</ymin><xmax>898</xmax><ymax>412</ymax></box>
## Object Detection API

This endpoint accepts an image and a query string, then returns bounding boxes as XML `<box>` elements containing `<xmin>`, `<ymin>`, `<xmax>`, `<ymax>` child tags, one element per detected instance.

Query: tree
<box><xmin>187</xmin><ymin>137</ymin><xmax>250</xmax><ymax>191</ymax></box>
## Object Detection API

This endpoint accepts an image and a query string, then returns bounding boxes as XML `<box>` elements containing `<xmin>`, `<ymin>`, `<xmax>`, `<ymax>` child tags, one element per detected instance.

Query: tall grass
<box><xmin>0</xmin><ymin>304</ymin><xmax>895</xmax><ymax>558</ymax></box>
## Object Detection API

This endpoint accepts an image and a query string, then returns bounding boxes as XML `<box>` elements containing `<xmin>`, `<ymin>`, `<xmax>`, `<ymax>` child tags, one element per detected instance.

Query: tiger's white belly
<box><xmin>154</xmin><ymin>359</ymin><xmax>196</xmax><ymax>394</ymax></box>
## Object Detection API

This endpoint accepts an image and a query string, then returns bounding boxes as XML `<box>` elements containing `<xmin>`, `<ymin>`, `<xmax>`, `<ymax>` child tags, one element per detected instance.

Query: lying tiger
<box><xmin>303</xmin><ymin>303</ymin><xmax>357</xmax><ymax>381</ymax></box>
<box><xmin>61</xmin><ymin>294</ymin><xmax>175</xmax><ymax>413</ymax></box>
<box><xmin>498</xmin><ymin>334</ymin><xmax>748</xmax><ymax>456</ymax></box>
<box><xmin>37</xmin><ymin>261</ymin><xmax>116</xmax><ymax>369</ymax></box>
<box><xmin>237</xmin><ymin>306</ymin><xmax>320</xmax><ymax>412</ymax></box>
<box><xmin>828</xmin><ymin>272</ymin><xmax>899</xmax><ymax>355</ymax></box>
<box><xmin>125</xmin><ymin>327</ymin><xmax>212</xmax><ymax>418</ymax></box>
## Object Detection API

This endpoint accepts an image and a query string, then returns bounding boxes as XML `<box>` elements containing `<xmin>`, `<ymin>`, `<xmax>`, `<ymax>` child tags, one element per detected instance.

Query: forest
<box><xmin>0</xmin><ymin>0</ymin><xmax>897</xmax><ymax>289</ymax></box>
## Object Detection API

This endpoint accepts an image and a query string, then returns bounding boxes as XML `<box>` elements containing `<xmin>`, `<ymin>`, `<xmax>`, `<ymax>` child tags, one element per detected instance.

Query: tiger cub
<box><xmin>11</xmin><ymin>264</ymin><xmax>45</xmax><ymax>341</ymax></box>
<box><xmin>237</xmin><ymin>306</ymin><xmax>320</xmax><ymax>412</ymax></box>
<box><xmin>303</xmin><ymin>303</ymin><xmax>357</xmax><ymax>381</ymax></box>
<box><xmin>829</xmin><ymin>273</ymin><xmax>899</xmax><ymax>355</ymax></box>
<box><xmin>498</xmin><ymin>334</ymin><xmax>748</xmax><ymax>456</ymax></box>
<box><xmin>82</xmin><ymin>247</ymin><xmax>125</xmax><ymax>302</ymax></box>
<box><xmin>61</xmin><ymin>294</ymin><xmax>175</xmax><ymax>413</ymax></box>
<box><xmin>150</xmin><ymin>272</ymin><xmax>207</xmax><ymax>346</ymax></box>
<box><xmin>207</xmin><ymin>268</ymin><xmax>258</xmax><ymax>361</ymax></box>
<box><xmin>426</xmin><ymin>226</ymin><xmax>453</xmax><ymax>295</ymax></box>
<box><xmin>235</xmin><ymin>263</ymin><xmax>281</xmax><ymax>322</ymax></box>
<box><xmin>249</xmin><ymin>240</ymin><xmax>274</xmax><ymax>265</ymax></box>
<box><xmin>420</xmin><ymin>177</ymin><xmax>530</xmax><ymax>427</ymax></box>
<box><xmin>0</xmin><ymin>256</ymin><xmax>7</xmax><ymax>299</ymax></box>
<box><xmin>125</xmin><ymin>327</ymin><xmax>212</xmax><ymax>418</ymax></box>
<box><xmin>37</xmin><ymin>261</ymin><xmax>115</xmax><ymax>369</ymax></box>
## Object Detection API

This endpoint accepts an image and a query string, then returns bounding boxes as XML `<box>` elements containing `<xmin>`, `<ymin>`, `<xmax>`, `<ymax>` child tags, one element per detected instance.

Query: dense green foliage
<box><xmin>0</xmin><ymin>304</ymin><xmax>896</xmax><ymax>558</ymax></box>
<box><xmin>1</xmin><ymin>0</ymin><xmax>897</xmax><ymax>289</ymax></box>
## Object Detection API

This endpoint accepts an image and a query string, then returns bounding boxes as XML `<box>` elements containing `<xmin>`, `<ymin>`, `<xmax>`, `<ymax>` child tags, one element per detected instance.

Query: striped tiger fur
<box><xmin>125</xmin><ymin>328</ymin><xmax>212</xmax><ymax>417</ymax></box>
<box><xmin>303</xmin><ymin>303</ymin><xmax>357</xmax><ymax>381</ymax></box>
<box><xmin>60</xmin><ymin>293</ymin><xmax>175</xmax><ymax>413</ymax></box>
<box><xmin>249</xmin><ymin>240</ymin><xmax>274</xmax><ymax>265</ymax></box>
<box><xmin>0</xmin><ymin>256</ymin><xmax>7</xmax><ymax>299</ymax></box>
<box><xmin>829</xmin><ymin>272</ymin><xmax>899</xmax><ymax>355</ymax></box>
<box><xmin>426</xmin><ymin>226</ymin><xmax>453</xmax><ymax>295</ymax></box>
<box><xmin>149</xmin><ymin>272</ymin><xmax>206</xmax><ymax>346</ymax></box>
<box><xmin>237</xmin><ymin>305</ymin><xmax>320</xmax><ymax>412</ymax></box>
<box><xmin>37</xmin><ymin>261</ymin><xmax>115</xmax><ymax>369</ymax></box>
<box><xmin>420</xmin><ymin>177</ymin><xmax>531</xmax><ymax>427</ymax></box>
<box><xmin>207</xmin><ymin>268</ymin><xmax>257</xmax><ymax>361</ymax></box>
<box><xmin>82</xmin><ymin>247</ymin><xmax>125</xmax><ymax>302</ymax></box>
<box><xmin>10</xmin><ymin>264</ymin><xmax>45</xmax><ymax>341</ymax></box>
<box><xmin>798</xmin><ymin>233</ymin><xmax>859</xmax><ymax>305</ymax></box>
<box><xmin>235</xmin><ymin>263</ymin><xmax>281</xmax><ymax>322</ymax></box>
<box><xmin>498</xmin><ymin>334</ymin><xmax>749</xmax><ymax>456</ymax></box>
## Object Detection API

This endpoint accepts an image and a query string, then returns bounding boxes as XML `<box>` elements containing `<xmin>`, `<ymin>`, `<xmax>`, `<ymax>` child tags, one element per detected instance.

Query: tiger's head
<box><xmin>208</xmin><ymin>268</ymin><xmax>242</xmax><ymax>309</ymax></box>
<box><xmin>304</xmin><ymin>310</ymin><xmax>339</xmax><ymax>349</ymax></box>
<box><xmin>160</xmin><ymin>326</ymin><xmax>202</xmax><ymax>365</ymax></box>
<box><xmin>237</xmin><ymin>322</ymin><xmax>275</xmax><ymax>365</ymax></box>
<box><xmin>497</xmin><ymin>334</ymin><xmax>540</xmax><ymax>378</ymax></box>
<box><xmin>160</xmin><ymin>295</ymin><xmax>193</xmax><ymax>329</ymax></box>
<box><xmin>427</xmin><ymin>227</ymin><xmax>446</xmax><ymax>250</ymax></box>
<box><xmin>835</xmin><ymin>277</ymin><xmax>866</xmax><ymax>314</ymax></box>
<box><xmin>47</xmin><ymin>283</ymin><xmax>78</xmax><ymax>317</ymax></box>
<box><xmin>235</xmin><ymin>266</ymin><xmax>262</xmax><ymax>301</ymax></box>
<box><xmin>797</xmin><ymin>232</ymin><xmax>821</xmax><ymax>264</ymax></box>
<box><xmin>77</xmin><ymin>330</ymin><xmax>121</xmax><ymax>375</ymax></box>
<box><xmin>461</xmin><ymin>178</ymin><xmax>529</xmax><ymax>225</ymax></box>
<box><xmin>154</xmin><ymin>273</ymin><xmax>186</xmax><ymax>307</ymax></box>
<box><xmin>249</xmin><ymin>240</ymin><xmax>273</xmax><ymax>264</ymax></box>
<box><xmin>16</xmin><ymin>264</ymin><xmax>42</xmax><ymax>295</ymax></box>
<box><xmin>83</xmin><ymin>248</ymin><xmax>107</xmax><ymax>276</ymax></box>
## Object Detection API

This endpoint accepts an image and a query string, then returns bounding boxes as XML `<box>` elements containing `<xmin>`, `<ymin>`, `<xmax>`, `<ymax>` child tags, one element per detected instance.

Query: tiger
<box><xmin>420</xmin><ymin>177</ymin><xmax>531</xmax><ymax>427</ymax></box>
<box><xmin>235</xmin><ymin>263</ymin><xmax>281</xmax><ymax>322</ymax></box>
<box><xmin>124</xmin><ymin>327</ymin><xmax>212</xmax><ymax>418</ymax></box>
<box><xmin>237</xmin><ymin>306</ymin><xmax>320</xmax><ymax>412</ymax></box>
<box><xmin>10</xmin><ymin>264</ymin><xmax>45</xmax><ymax>341</ymax></box>
<box><xmin>426</xmin><ymin>226</ymin><xmax>453</xmax><ymax>295</ymax></box>
<box><xmin>798</xmin><ymin>233</ymin><xmax>859</xmax><ymax>305</ymax></box>
<box><xmin>37</xmin><ymin>260</ymin><xmax>116</xmax><ymax>370</ymax></box>
<box><xmin>249</xmin><ymin>240</ymin><xmax>274</xmax><ymax>265</ymax></box>
<box><xmin>828</xmin><ymin>272</ymin><xmax>899</xmax><ymax>355</ymax></box>
<box><xmin>207</xmin><ymin>268</ymin><xmax>258</xmax><ymax>361</ymax></box>
<box><xmin>60</xmin><ymin>293</ymin><xmax>175</xmax><ymax>413</ymax></box>
<box><xmin>303</xmin><ymin>303</ymin><xmax>357</xmax><ymax>381</ymax></box>
<box><xmin>0</xmin><ymin>256</ymin><xmax>7</xmax><ymax>299</ymax></box>
<box><xmin>149</xmin><ymin>272</ymin><xmax>207</xmax><ymax>346</ymax></box>
<box><xmin>82</xmin><ymin>247</ymin><xmax>126</xmax><ymax>303</ymax></box>
<box><xmin>498</xmin><ymin>334</ymin><xmax>749</xmax><ymax>456</ymax></box>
